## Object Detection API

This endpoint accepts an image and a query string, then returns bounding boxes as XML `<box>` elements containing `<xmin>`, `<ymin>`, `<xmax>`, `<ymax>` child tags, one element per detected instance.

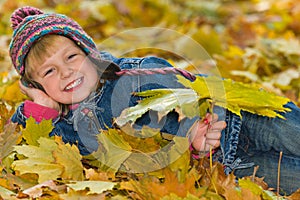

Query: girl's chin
<box><xmin>58</xmin><ymin>89</ymin><xmax>94</xmax><ymax>104</ymax></box>
<box><xmin>70</xmin><ymin>96</ymin><xmax>89</xmax><ymax>104</ymax></box>
<box><xmin>58</xmin><ymin>95</ymin><xmax>89</xmax><ymax>105</ymax></box>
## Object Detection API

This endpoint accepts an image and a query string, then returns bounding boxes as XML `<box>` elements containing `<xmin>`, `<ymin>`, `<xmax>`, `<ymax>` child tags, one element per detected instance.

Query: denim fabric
<box><xmin>11</xmin><ymin>52</ymin><xmax>300</xmax><ymax>194</ymax></box>
<box><xmin>12</xmin><ymin>53</ymin><xmax>198</xmax><ymax>155</ymax></box>
<box><xmin>234</xmin><ymin>102</ymin><xmax>300</xmax><ymax>195</ymax></box>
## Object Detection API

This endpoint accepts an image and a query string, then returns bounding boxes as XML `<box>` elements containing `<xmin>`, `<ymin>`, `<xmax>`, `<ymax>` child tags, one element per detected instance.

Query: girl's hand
<box><xmin>19</xmin><ymin>80</ymin><xmax>60</xmax><ymax>111</ymax></box>
<box><xmin>190</xmin><ymin>113</ymin><xmax>226</xmax><ymax>152</ymax></box>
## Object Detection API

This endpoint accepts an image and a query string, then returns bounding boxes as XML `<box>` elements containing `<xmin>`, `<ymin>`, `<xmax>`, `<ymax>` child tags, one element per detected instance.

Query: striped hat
<box><xmin>9</xmin><ymin>6</ymin><xmax>119</xmax><ymax>78</ymax></box>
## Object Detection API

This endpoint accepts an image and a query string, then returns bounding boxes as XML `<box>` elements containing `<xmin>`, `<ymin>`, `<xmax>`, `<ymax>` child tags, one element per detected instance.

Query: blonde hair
<box><xmin>25</xmin><ymin>35</ymin><xmax>65</xmax><ymax>76</ymax></box>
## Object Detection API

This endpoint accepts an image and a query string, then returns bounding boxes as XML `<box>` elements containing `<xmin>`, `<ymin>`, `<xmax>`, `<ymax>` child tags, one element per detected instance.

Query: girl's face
<box><xmin>29</xmin><ymin>36</ymin><xmax>99</xmax><ymax>104</ymax></box>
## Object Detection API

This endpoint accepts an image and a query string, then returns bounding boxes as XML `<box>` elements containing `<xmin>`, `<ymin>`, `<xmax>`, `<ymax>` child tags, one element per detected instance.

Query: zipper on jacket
<box><xmin>81</xmin><ymin>108</ymin><xmax>103</xmax><ymax>133</ymax></box>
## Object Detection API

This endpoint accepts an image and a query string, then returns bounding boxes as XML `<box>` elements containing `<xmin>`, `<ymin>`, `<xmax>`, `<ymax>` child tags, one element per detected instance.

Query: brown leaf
<box><xmin>287</xmin><ymin>189</ymin><xmax>300</xmax><ymax>200</ymax></box>
<box><xmin>20</xmin><ymin>180</ymin><xmax>62</xmax><ymax>199</ymax></box>
<box><xmin>84</xmin><ymin>168</ymin><xmax>116</xmax><ymax>182</ymax></box>
<box><xmin>120</xmin><ymin>168</ymin><xmax>202</xmax><ymax>200</ymax></box>
<box><xmin>0</xmin><ymin>123</ymin><xmax>21</xmax><ymax>160</ymax></box>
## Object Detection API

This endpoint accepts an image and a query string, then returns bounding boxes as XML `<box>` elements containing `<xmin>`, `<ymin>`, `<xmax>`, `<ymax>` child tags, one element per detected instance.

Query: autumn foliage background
<box><xmin>0</xmin><ymin>0</ymin><xmax>300</xmax><ymax>199</ymax></box>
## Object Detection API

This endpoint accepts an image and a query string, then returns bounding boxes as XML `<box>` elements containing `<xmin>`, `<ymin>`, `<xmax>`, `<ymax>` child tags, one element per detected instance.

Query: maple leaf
<box><xmin>118</xmin><ymin>125</ymin><xmax>162</xmax><ymax>153</ymax></box>
<box><xmin>13</xmin><ymin>136</ymin><xmax>84</xmax><ymax>183</ymax></box>
<box><xmin>116</xmin><ymin>75</ymin><xmax>291</xmax><ymax>126</ymax></box>
<box><xmin>13</xmin><ymin>137</ymin><xmax>63</xmax><ymax>183</ymax></box>
<box><xmin>84</xmin><ymin>168</ymin><xmax>116</xmax><ymax>181</ymax></box>
<box><xmin>167</xmin><ymin>137</ymin><xmax>190</xmax><ymax>182</ymax></box>
<box><xmin>20</xmin><ymin>180</ymin><xmax>60</xmax><ymax>199</ymax></box>
<box><xmin>238</xmin><ymin>178</ymin><xmax>281</xmax><ymax>200</ymax></box>
<box><xmin>120</xmin><ymin>167</ymin><xmax>206</xmax><ymax>200</ymax></box>
<box><xmin>288</xmin><ymin>189</ymin><xmax>300</xmax><ymax>200</ymax></box>
<box><xmin>21</xmin><ymin>117</ymin><xmax>54</xmax><ymax>146</ymax></box>
<box><xmin>179</xmin><ymin>75</ymin><xmax>291</xmax><ymax>119</ymax></box>
<box><xmin>115</xmin><ymin>88</ymin><xmax>199</xmax><ymax>127</ymax></box>
<box><xmin>87</xmin><ymin>129</ymin><xmax>132</xmax><ymax>172</ymax></box>
<box><xmin>66</xmin><ymin>181</ymin><xmax>116</xmax><ymax>195</ymax></box>
<box><xmin>0</xmin><ymin>78</ymin><xmax>27</xmax><ymax>105</ymax></box>
<box><xmin>196</xmin><ymin>157</ymin><xmax>239</xmax><ymax>199</ymax></box>
<box><xmin>0</xmin><ymin>185</ymin><xmax>16</xmax><ymax>200</ymax></box>
<box><xmin>0</xmin><ymin>123</ymin><xmax>21</xmax><ymax>160</ymax></box>
<box><xmin>52</xmin><ymin>137</ymin><xmax>84</xmax><ymax>181</ymax></box>
<box><xmin>0</xmin><ymin>102</ymin><xmax>15</xmax><ymax>131</ymax></box>
<box><xmin>0</xmin><ymin>172</ymin><xmax>38</xmax><ymax>192</ymax></box>
<box><xmin>161</xmin><ymin>192</ymin><xmax>202</xmax><ymax>200</ymax></box>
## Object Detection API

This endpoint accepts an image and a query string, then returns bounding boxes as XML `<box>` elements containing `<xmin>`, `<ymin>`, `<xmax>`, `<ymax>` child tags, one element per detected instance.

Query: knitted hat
<box><xmin>9</xmin><ymin>6</ymin><xmax>119</xmax><ymax>78</ymax></box>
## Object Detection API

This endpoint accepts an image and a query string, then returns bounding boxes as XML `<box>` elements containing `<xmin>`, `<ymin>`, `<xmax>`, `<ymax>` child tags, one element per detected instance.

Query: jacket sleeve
<box><xmin>11</xmin><ymin>101</ymin><xmax>94</xmax><ymax>154</ymax></box>
<box><xmin>23</xmin><ymin>100</ymin><xmax>59</xmax><ymax>122</ymax></box>
<box><xmin>11</xmin><ymin>103</ymin><xmax>27</xmax><ymax>127</ymax></box>
<box><xmin>11</xmin><ymin>100</ymin><xmax>59</xmax><ymax>126</ymax></box>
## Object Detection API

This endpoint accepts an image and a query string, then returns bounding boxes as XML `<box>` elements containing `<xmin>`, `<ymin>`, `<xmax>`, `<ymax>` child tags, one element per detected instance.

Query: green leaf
<box><xmin>66</xmin><ymin>181</ymin><xmax>116</xmax><ymax>195</ymax></box>
<box><xmin>89</xmin><ymin>129</ymin><xmax>132</xmax><ymax>172</ymax></box>
<box><xmin>22</xmin><ymin>117</ymin><xmax>54</xmax><ymax>146</ymax></box>
<box><xmin>239</xmin><ymin>178</ymin><xmax>274</xmax><ymax>200</ymax></box>
<box><xmin>115</xmin><ymin>75</ymin><xmax>291</xmax><ymax>127</ymax></box>
<box><xmin>180</xmin><ymin>75</ymin><xmax>291</xmax><ymax>118</ymax></box>
<box><xmin>13</xmin><ymin>137</ymin><xmax>63</xmax><ymax>183</ymax></box>
<box><xmin>115</xmin><ymin>88</ymin><xmax>199</xmax><ymax>126</ymax></box>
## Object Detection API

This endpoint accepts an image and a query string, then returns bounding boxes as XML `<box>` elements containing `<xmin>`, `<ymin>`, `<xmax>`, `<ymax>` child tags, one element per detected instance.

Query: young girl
<box><xmin>9</xmin><ymin>6</ymin><xmax>300</xmax><ymax>194</ymax></box>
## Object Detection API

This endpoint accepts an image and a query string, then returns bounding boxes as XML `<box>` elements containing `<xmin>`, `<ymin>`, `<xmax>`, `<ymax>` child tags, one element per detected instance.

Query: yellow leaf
<box><xmin>179</xmin><ymin>75</ymin><xmax>291</xmax><ymax>119</ymax></box>
<box><xmin>0</xmin><ymin>123</ymin><xmax>21</xmax><ymax>160</ymax></box>
<box><xmin>239</xmin><ymin>178</ymin><xmax>273</xmax><ymax>200</ymax></box>
<box><xmin>0</xmin><ymin>186</ymin><xmax>15</xmax><ymax>200</ymax></box>
<box><xmin>13</xmin><ymin>137</ymin><xmax>63</xmax><ymax>183</ymax></box>
<box><xmin>89</xmin><ymin>129</ymin><xmax>132</xmax><ymax>172</ymax></box>
<box><xmin>53</xmin><ymin>137</ymin><xmax>84</xmax><ymax>181</ymax></box>
<box><xmin>66</xmin><ymin>181</ymin><xmax>116</xmax><ymax>195</ymax></box>
<box><xmin>1</xmin><ymin>79</ymin><xmax>27</xmax><ymax>104</ymax></box>
<box><xmin>22</xmin><ymin>117</ymin><xmax>54</xmax><ymax>146</ymax></box>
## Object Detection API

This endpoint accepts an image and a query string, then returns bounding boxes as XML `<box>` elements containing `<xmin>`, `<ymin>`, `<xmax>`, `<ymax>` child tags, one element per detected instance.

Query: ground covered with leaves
<box><xmin>1</xmin><ymin>0</ymin><xmax>300</xmax><ymax>199</ymax></box>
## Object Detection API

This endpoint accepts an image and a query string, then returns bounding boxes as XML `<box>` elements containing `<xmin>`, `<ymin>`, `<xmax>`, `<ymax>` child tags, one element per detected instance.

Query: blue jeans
<box><xmin>234</xmin><ymin>102</ymin><xmax>300</xmax><ymax>195</ymax></box>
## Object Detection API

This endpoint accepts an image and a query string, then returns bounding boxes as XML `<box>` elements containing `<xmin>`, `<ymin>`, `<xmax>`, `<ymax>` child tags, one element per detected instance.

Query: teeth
<box><xmin>65</xmin><ymin>78</ymin><xmax>82</xmax><ymax>90</ymax></box>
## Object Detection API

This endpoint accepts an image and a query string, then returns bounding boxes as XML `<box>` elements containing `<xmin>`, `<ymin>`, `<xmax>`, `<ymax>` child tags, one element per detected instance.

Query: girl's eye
<box><xmin>44</xmin><ymin>68</ymin><xmax>54</xmax><ymax>77</ymax></box>
<box><xmin>68</xmin><ymin>54</ymin><xmax>77</xmax><ymax>60</ymax></box>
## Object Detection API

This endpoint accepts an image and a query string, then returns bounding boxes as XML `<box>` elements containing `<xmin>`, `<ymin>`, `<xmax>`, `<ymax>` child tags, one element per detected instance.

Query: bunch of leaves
<box><xmin>116</xmin><ymin>75</ymin><xmax>291</xmax><ymax>127</ymax></box>
<box><xmin>2</xmin><ymin>116</ymin><xmax>298</xmax><ymax>199</ymax></box>
<box><xmin>1</xmin><ymin>0</ymin><xmax>300</xmax><ymax>199</ymax></box>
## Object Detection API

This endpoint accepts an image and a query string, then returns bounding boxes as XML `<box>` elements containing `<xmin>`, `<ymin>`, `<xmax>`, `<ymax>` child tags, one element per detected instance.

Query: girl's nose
<box><xmin>61</xmin><ymin>67</ymin><xmax>74</xmax><ymax>78</ymax></box>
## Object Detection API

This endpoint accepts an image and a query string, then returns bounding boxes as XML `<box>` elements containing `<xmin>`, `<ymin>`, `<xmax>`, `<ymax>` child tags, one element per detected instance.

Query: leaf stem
<box><xmin>277</xmin><ymin>151</ymin><xmax>283</xmax><ymax>197</ymax></box>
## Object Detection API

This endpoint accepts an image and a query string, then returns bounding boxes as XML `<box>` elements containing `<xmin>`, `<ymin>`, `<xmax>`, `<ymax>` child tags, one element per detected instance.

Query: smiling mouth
<box><xmin>64</xmin><ymin>77</ymin><xmax>83</xmax><ymax>91</ymax></box>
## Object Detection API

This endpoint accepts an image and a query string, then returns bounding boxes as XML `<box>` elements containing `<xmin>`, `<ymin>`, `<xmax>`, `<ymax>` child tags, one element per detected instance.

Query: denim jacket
<box><xmin>11</xmin><ymin>51</ymin><xmax>248</xmax><ymax>174</ymax></box>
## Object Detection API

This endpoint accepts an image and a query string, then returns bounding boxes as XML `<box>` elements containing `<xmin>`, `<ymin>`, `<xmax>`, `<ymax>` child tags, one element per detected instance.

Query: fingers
<box><xmin>203</xmin><ymin>130</ymin><xmax>222</xmax><ymax>150</ymax></box>
<box><xmin>18</xmin><ymin>80</ymin><xmax>60</xmax><ymax>110</ymax></box>
<box><xmin>204</xmin><ymin>120</ymin><xmax>225</xmax><ymax>150</ymax></box>
<box><xmin>19</xmin><ymin>80</ymin><xmax>43</xmax><ymax>99</ymax></box>
<box><xmin>208</xmin><ymin>120</ymin><xmax>226</xmax><ymax>132</ymax></box>
<box><xmin>190</xmin><ymin>113</ymin><xmax>226</xmax><ymax>152</ymax></box>
<box><xmin>204</xmin><ymin>113</ymin><xmax>219</xmax><ymax>124</ymax></box>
